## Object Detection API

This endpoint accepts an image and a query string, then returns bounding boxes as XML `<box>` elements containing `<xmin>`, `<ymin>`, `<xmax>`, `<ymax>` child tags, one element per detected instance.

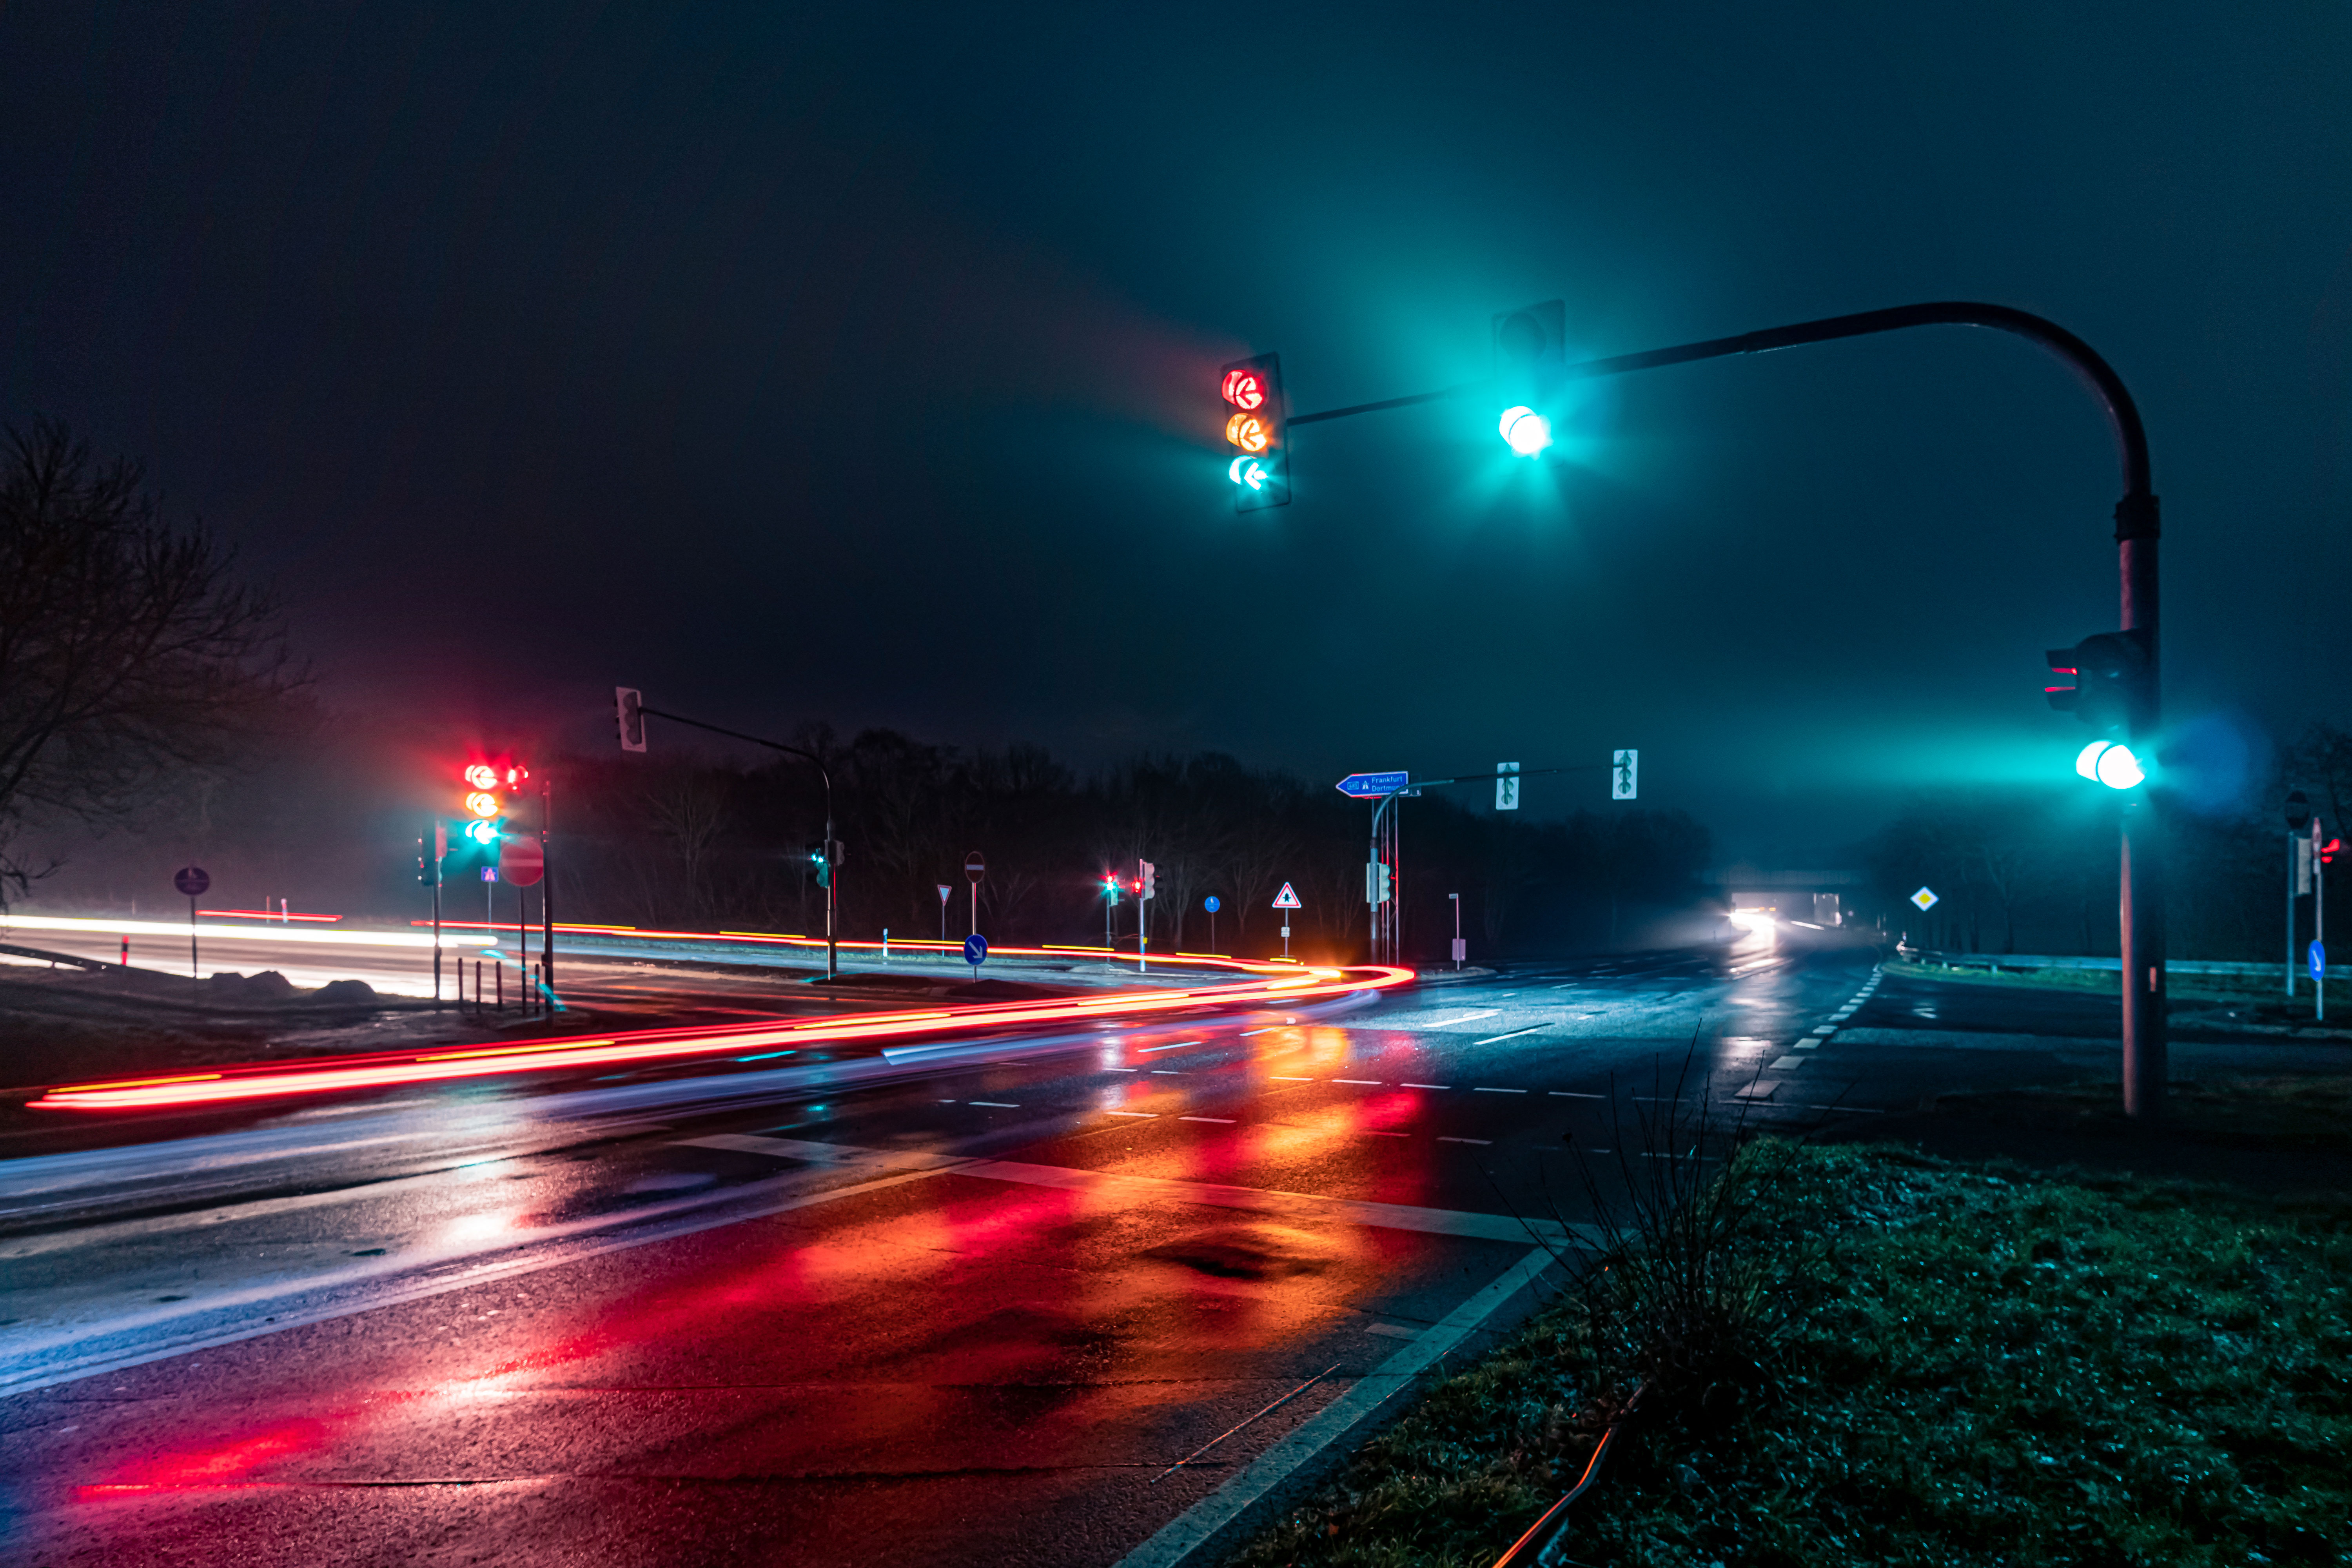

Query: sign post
<box><xmin>938</xmin><ymin>884</ymin><xmax>951</xmax><ymax>944</ymax></box>
<box><xmin>1449</xmin><ymin>890</ymin><xmax>1465</xmax><ymax>969</ymax></box>
<box><xmin>172</xmin><ymin>866</ymin><xmax>210</xmax><ymax>981</ymax></box>
<box><xmin>1273</xmin><ymin>882</ymin><xmax>1301</xmax><ymax>959</ymax></box>
<box><xmin>1137</xmin><ymin>860</ymin><xmax>1156</xmax><ymax>972</ymax></box>
<box><xmin>1204</xmin><ymin>894</ymin><xmax>1221</xmax><ymax>953</ymax></box>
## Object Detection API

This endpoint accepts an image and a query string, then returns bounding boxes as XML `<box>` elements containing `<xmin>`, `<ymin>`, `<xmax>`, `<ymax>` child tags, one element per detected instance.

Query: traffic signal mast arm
<box><xmin>622</xmin><ymin>698</ymin><xmax>841</xmax><ymax>982</ymax></box>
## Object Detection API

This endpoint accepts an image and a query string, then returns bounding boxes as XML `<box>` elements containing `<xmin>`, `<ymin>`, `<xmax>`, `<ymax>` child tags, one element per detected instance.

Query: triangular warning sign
<box><xmin>1272</xmin><ymin>882</ymin><xmax>1302</xmax><ymax>909</ymax></box>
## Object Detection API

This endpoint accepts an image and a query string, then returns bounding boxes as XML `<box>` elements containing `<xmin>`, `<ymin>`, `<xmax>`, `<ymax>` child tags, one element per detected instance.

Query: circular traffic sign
<box><xmin>173</xmin><ymin>866</ymin><xmax>211</xmax><ymax>898</ymax></box>
<box><xmin>504</xmin><ymin>836</ymin><xmax>544</xmax><ymax>887</ymax></box>
<box><xmin>963</xmin><ymin>934</ymin><xmax>987</xmax><ymax>965</ymax></box>
<box><xmin>964</xmin><ymin>851</ymin><xmax>986</xmax><ymax>883</ymax></box>
<box><xmin>1203</xmin><ymin>896</ymin><xmax>1221</xmax><ymax>913</ymax></box>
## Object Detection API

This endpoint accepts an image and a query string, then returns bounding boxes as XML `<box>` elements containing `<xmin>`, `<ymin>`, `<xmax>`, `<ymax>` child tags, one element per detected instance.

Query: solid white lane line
<box><xmin>1113</xmin><ymin>1248</ymin><xmax>1557</xmax><ymax>1568</ymax></box>
<box><xmin>1471</xmin><ymin>1027</ymin><xmax>1545</xmax><ymax>1045</ymax></box>
<box><xmin>1472</xmin><ymin>1087</ymin><xmax>1527</xmax><ymax>1094</ymax></box>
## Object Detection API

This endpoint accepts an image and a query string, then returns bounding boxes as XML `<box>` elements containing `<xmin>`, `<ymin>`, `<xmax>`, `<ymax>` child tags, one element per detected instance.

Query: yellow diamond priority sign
<box><xmin>1910</xmin><ymin>886</ymin><xmax>1939</xmax><ymax>911</ymax></box>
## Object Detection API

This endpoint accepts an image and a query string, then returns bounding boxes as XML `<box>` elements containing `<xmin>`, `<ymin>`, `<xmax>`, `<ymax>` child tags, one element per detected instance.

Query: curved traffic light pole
<box><xmin>1296</xmin><ymin>301</ymin><xmax>2166</xmax><ymax>1118</ymax></box>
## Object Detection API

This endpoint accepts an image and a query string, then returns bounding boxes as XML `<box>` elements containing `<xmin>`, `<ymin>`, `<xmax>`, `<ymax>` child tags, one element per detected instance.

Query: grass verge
<box><xmin>1230</xmin><ymin>1143</ymin><xmax>2352</xmax><ymax>1566</ymax></box>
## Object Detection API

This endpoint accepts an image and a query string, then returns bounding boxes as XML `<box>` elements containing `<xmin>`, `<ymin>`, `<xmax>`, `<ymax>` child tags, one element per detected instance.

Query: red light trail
<box><xmin>27</xmin><ymin>966</ymin><xmax>1415</xmax><ymax>1112</ymax></box>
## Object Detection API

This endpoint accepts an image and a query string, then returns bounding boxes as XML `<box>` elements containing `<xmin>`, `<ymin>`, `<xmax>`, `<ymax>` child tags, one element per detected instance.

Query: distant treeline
<box><xmin>536</xmin><ymin>731</ymin><xmax>1717</xmax><ymax>964</ymax></box>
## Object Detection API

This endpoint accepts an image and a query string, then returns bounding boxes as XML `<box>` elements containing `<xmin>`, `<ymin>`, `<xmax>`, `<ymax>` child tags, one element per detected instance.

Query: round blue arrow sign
<box><xmin>964</xmin><ymin>933</ymin><xmax>988</xmax><ymax>966</ymax></box>
<box><xmin>2311</xmin><ymin>940</ymin><xmax>2326</xmax><ymax>982</ymax></box>
<box><xmin>1204</xmin><ymin>896</ymin><xmax>1220</xmax><ymax>913</ymax></box>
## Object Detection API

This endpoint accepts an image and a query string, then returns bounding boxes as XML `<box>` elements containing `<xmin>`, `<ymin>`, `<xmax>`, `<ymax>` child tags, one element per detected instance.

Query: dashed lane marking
<box><xmin>1472</xmin><ymin>1087</ymin><xmax>1527</xmax><ymax>1094</ymax></box>
<box><xmin>1548</xmin><ymin>1091</ymin><xmax>1604</xmax><ymax>1099</ymax></box>
<box><xmin>1180</xmin><ymin>1116</ymin><xmax>1235</xmax><ymax>1124</ymax></box>
<box><xmin>1270</xmin><ymin>1075</ymin><xmax>1314</xmax><ymax>1082</ymax></box>
<box><xmin>1106</xmin><ymin>1111</ymin><xmax>1157</xmax><ymax>1119</ymax></box>
<box><xmin>1333</xmin><ymin>1079</ymin><xmax>1382</xmax><ymax>1086</ymax></box>
<box><xmin>1401</xmin><ymin>1083</ymin><xmax>1451</xmax><ymax>1090</ymax></box>
<box><xmin>1768</xmin><ymin>1056</ymin><xmax>1807</xmax><ymax>1071</ymax></box>
<box><xmin>1471</xmin><ymin>1026</ymin><xmax>1546</xmax><ymax>1045</ymax></box>
<box><xmin>1437</xmin><ymin>1136</ymin><xmax>1492</xmax><ymax>1145</ymax></box>
<box><xmin>970</xmin><ymin>1101</ymin><xmax>1020</xmax><ymax>1108</ymax></box>
<box><xmin>1140</xmin><ymin>1041</ymin><xmax>1200</xmax><ymax>1053</ymax></box>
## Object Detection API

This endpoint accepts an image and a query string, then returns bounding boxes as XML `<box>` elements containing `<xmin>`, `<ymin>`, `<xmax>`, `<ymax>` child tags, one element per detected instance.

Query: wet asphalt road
<box><xmin>4</xmin><ymin>924</ymin><xmax>2341</xmax><ymax>1567</ymax></box>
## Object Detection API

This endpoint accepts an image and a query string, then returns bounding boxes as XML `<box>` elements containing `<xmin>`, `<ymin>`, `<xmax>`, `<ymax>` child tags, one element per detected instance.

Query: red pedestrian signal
<box><xmin>1220</xmin><ymin>353</ymin><xmax>1289</xmax><ymax>512</ymax></box>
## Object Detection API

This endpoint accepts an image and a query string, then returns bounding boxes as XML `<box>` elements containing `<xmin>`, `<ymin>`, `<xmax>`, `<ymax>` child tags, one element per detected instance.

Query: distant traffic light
<box><xmin>616</xmin><ymin>687</ymin><xmax>646</xmax><ymax>753</ymax></box>
<box><xmin>808</xmin><ymin>840</ymin><xmax>831</xmax><ymax>888</ymax></box>
<box><xmin>1139</xmin><ymin>859</ymin><xmax>1157</xmax><ymax>900</ymax></box>
<box><xmin>1221</xmin><ymin>354</ymin><xmax>1289</xmax><ymax>512</ymax></box>
<box><xmin>1102</xmin><ymin>873</ymin><xmax>1120</xmax><ymax>903</ymax></box>
<box><xmin>1368</xmin><ymin>861</ymin><xmax>1393</xmax><ymax>905</ymax></box>
<box><xmin>2325</xmin><ymin>838</ymin><xmax>2343</xmax><ymax>867</ymax></box>
<box><xmin>2044</xmin><ymin>631</ymin><xmax>2151</xmax><ymax>732</ymax></box>
<box><xmin>1494</xmin><ymin>299</ymin><xmax>1564</xmax><ymax>457</ymax></box>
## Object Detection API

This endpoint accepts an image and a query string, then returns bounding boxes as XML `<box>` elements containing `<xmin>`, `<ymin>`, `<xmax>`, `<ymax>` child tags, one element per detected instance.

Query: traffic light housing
<box><xmin>808</xmin><ymin>840</ymin><xmax>831</xmax><ymax>889</ymax></box>
<box><xmin>1102</xmin><ymin>873</ymin><xmax>1120</xmax><ymax>903</ymax></box>
<box><xmin>1221</xmin><ymin>354</ymin><xmax>1289</xmax><ymax>512</ymax></box>
<box><xmin>2044</xmin><ymin>630</ymin><xmax>2151</xmax><ymax>733</ymax></box>
<box><xmin>1494</xmin><ymin>299</ymin><xmax>1565</xmax><ymax>457</ymax></box>
<box><xmin>1139</xmin><ymin>859</ymin><xmax>1157</xmax><ymax>900</ymax></box>
<box><xmin>1367</xmin><ymin>860</ymin><xmax>1393</xmax><ymax>906</ymax></box>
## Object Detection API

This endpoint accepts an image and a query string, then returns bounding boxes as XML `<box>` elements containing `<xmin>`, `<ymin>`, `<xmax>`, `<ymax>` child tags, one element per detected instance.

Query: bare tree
<box><xmin>0</xmin><ymin>419</ymin><xmax>304</xmax><ymax>901</ymax></box>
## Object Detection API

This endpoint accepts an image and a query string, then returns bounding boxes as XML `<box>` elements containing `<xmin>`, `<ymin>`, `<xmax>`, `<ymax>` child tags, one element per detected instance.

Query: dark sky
<box><xmin>5</xmin><ymin>2</ymin><xmax>2349</xmax><ymax>862</ymax></box>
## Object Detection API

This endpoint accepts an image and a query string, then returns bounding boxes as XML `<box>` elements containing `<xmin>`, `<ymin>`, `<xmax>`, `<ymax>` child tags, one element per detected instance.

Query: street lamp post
<box><xmin>1287</xmin><ymin>302</ymin><xmax>2166</xmax><ymax>1116</ymax></box>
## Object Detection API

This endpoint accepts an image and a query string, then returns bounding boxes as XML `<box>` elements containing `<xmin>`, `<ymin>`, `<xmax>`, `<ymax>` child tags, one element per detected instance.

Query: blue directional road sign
<box><xmin>1335</xmin><ymin>771</ymin><xmax>1410</xmax><ymax>799</ymax></box>
<box><xmin>1204</xmin><ymin>896</ymin><xmax>1221</xmax><ymax>913</ymax></box>
<box><xmin>2311</xmin><ymin>940</ymin><xmax>2326</xmax><ymax>982</ymax></box>
<box><xmin>964</xmin><ymin>933</ymin><xmax>988</xmax><ymax>967</ymax></box>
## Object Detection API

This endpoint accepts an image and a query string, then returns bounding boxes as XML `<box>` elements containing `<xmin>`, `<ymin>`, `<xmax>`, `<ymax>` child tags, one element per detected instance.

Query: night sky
<box><xmin>5</xmin><ymin>3</ymin><xmax>2349</xmax><ymax>862</ymax></box>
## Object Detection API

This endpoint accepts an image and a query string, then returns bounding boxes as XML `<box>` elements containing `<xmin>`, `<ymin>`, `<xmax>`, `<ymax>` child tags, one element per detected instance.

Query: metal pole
<box><xmin>2288</xmin><ymin>830</ymin><xmax>2299</xmax><ymax>998</ymax></box>
<box><xmin>824</xmin><ymin>770</ymin><xmax>837</xmax><ymax>983</ymax></box>
<box><xmin>542</xmin><ymin>775</ymin><xmax>554</xmax><ymax>991</ymax></box>
<box><xmin>432</xmin><ymin>831</ymin><xmax>443</xmax><ymax>1007</ymax></box>
<box><xmin>2117</xmin><ymin>494</ymin><xmax>2165</xmax><ymax>1118</ymax></box>
<box><xmin>2318</xmin><ymin>818</ymin><xmax>2326</xmax><ymax>1024</ymax></box>
<box><xmin>189</xmin><ymin>895</ymin><xmax>198</xmax><ymax>981</ymax></box>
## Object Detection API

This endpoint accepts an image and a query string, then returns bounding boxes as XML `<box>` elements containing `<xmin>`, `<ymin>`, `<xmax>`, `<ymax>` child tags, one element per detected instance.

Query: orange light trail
<box><xmin>27</xmin><ymin>967</ymin><xmax>1415</xmax><ymax>1112</ymax></box>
